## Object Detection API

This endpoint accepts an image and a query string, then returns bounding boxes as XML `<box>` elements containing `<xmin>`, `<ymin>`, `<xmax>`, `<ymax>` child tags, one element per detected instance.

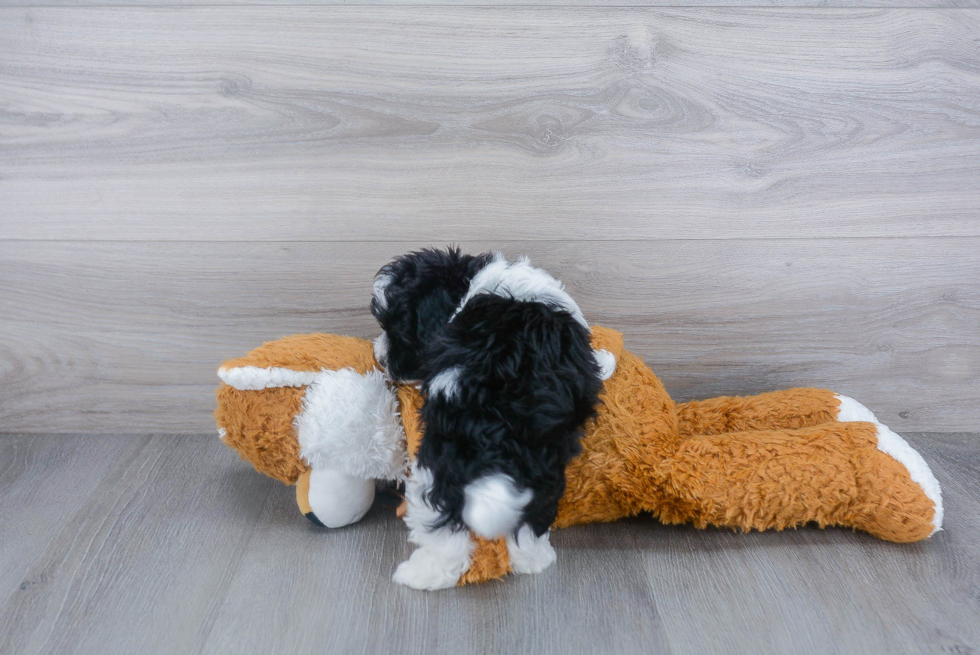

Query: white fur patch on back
<box><xmin>452</xmin><ymin>254</ymin><xmax>589</xmax><ymax>330</ymax></box>
<box><xmin>462</xmin><ymin>473</ymin><xmax>532</xmax><ymax>539</ymax></box>
<box><xmin>393</xmin><ymin>463</ymin><xmax>475</xmax><ymax>590</ymax></box>
<box><xmin>427</xmin><ymin>366</ymin><xmax>462</xmax><ymax>400</ymax></box>
<box><xmin>594</xmin><ymin>348</ymin><xmax>617</xmax><ymax>381</ymax></box>
<box><xmin>835</xmin><ymin>394</ymin><xmax>944</xmax><ymax>535</ymax></box>
<box><xmin>295</xmin><ymin>368</ymin><xmax>408</xmax><ymax>482</ymax></box>
<box><xmin>506</xmin><ymin>525</ymin><xmax>557</xmax><ymax>575</ymax></box>
<box><xmin>218</xmin><ymin>365</ymin><xmax>320</xmax><ymax>390</ymax></box>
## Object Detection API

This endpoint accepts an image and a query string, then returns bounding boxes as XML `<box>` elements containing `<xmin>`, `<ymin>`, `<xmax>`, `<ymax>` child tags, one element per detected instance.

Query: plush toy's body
<box><xmin>216</xmin><ymin>328</ymin><xmax>943</xmax><ymax>589</ymax></box>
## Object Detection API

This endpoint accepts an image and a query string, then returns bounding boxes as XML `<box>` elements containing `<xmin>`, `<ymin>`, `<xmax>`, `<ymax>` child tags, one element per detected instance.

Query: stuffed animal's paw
<box><xmin>836</xmin><ymin>394</ymin><xmax>943</xmax><ymax>535</ymax></box>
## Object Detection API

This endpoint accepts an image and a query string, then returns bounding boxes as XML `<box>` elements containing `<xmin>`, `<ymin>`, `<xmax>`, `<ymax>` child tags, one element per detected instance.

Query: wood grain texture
<box><xmin>0</xmin><ymin>434</ymin><xmax>277</xmax><ymax>655</ymax></box>
<box><xmin>0</xmin><ymin>435</ymin><xmax>129</xmax><ymax>605</ymax></box>
<box><xmin>0</xmin><ymin>433</ymin><xmax>977</xmax><ymax>655</ymax></box>
<box><xmin>1</xmin><ymin>239</ymin><xmax>976</xmax><ymax>432</ymax></box>
<box><xmin>637</xmin><ymin>434</ymin><xmax>980</xmax><ymax>653</ymax></box>
<box><xmin>6</xmin><ymin>0</ymin><xmax>980</xmax><ymax>7</ymax></box>
<box><xmin>198</xmin><ymin>464</ymin><xmax>672</xmax><ymax>655</ymax></box>
<box><xmin>2</xmin><ymin>8</ymin><xmax>979</xmax><ymax>241</ymax></box>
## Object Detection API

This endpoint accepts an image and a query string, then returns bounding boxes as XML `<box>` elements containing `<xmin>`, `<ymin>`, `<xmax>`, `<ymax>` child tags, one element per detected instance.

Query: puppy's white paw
<box><xmin>393</xmin><ymin>546</ymin><xmax>466</xmax><ymax>590</ymax></box>
<box><xmin>507</xmin><ymin>526</ymin><xmax>557</xmax><ymax>575</ymax></box>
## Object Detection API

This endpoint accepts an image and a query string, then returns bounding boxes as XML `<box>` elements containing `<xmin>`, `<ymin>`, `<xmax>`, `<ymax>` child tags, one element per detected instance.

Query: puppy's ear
<box><xmin>370</xmin><ymin>248</ymin><xmax>494</xmax><ymax>381</ymax></box>
<box><xmin>371</xmin><ymin>266</ymin><xmax>394</xmax><ymax>321</ymax></box>
<box><xmin>370</xmin><ymin>260</ymin><xmax>421</xmax><ymax>380</ymax></box>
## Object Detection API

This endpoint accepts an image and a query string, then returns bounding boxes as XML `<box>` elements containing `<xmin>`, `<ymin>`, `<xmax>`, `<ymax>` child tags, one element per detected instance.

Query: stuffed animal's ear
<box><xmin>219</xmin><ymin>333</ymin><xmax>377</xmax><ymax>381</ymax></box>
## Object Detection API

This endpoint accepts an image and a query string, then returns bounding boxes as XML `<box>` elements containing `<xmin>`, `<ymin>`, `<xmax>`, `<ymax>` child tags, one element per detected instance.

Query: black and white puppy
<box><xmin>371</xmin><ymin>247</ymin><xmax>616</xmax><ymax>590</ymax></box>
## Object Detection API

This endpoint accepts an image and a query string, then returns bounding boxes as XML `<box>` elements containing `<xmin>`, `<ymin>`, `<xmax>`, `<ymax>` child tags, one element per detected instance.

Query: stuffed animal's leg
<box><xmin>675</xmin><ymin>388</ymin><xmax>841</xmax><ymax>438</ymax></box>
<box><xmin>295</xmin><ymin>468</ymin><xmax>375</xmax><ymax>528</ymax></box>
<box><xmin>835</xmin><ymin>395</ymin><xmax>943</xmax><ymax>534</ymax></box>
<box><xmin>657</xmin><ymin>418</ymin><xmax>942</xmax><ymax>543</ymax></box>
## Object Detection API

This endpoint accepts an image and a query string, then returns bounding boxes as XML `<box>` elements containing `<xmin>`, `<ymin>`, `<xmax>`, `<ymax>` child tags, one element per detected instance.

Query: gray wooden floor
<box><xmin>0</xmin><ymin>432</ymin><xmax>977</xmax><ymax>655</ymax></box>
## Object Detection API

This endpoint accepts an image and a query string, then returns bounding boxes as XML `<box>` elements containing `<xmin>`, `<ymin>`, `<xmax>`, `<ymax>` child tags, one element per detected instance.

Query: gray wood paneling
<box><xmin>1</xmin><ymin>239</ymin><xmax>976</xmax><ymax>432</ymax></box>
<box><xmin>2</xmin><ymin>8</ymin><xmax>978</xmax><ymax>241</ymax></box>
<box><xmin>0</xmin><ymin>433</ymin><xmax>977</xmax><ymax>655</ymax></box>
<box><xmin>200</xmin><ymin>481</ymin><xmax>672</xmax><ymax>654</ymax></box>
<box><xmin>4</xmin><ymin>0</ymin><xmax>980</xmax><ymax>8</ymax></box>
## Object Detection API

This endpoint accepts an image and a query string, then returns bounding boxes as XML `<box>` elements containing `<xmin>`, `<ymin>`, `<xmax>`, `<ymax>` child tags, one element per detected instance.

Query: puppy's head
<box><xmin>371</xmin><ymin>247</ymin><xmax>493</xmax><ymax>381</ymax></box>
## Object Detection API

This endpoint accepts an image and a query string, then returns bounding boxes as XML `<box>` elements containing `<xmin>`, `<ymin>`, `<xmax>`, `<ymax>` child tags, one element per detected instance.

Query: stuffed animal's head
<box><xmin>215</xmin><ymin>333</ymin><xmax>408</xmax><ymax>527</ymax></box>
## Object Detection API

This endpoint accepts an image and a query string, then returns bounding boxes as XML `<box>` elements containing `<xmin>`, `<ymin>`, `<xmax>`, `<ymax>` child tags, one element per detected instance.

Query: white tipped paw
<box><xmin>835</xmin><ymin>394</ymin><xmax>879</xmax><ymax>423</ymax></box>
<box><xmin>506</xmin><ymin>526</ymin><xmax>557</xmax><ymax>575</ymax></box>
<box><xmin>834</xmin><ymin>394</ymin><xmax>943</xmax><ymax>535</ymax></box>
<box><xmin>594</xmin><ymin>349</ymin><xmax>617</xmax><ymax>381</ymax></box>
<box><xmin>393</xmin><ymin>547</ymin><xmax>466</xmax><ymax>590</ymax></box>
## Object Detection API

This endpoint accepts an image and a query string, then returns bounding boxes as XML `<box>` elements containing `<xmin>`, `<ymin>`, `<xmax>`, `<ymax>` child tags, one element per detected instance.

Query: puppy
<box><xmin>371</xmin><ymin>247</ymin><xmax>615</xmax><ymax>590</ymax></box>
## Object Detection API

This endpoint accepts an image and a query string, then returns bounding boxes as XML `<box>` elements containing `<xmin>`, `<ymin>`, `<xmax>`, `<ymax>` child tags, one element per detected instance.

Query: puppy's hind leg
<box><xmin>506</xmin><ymin>524</ymin><xmax>557</xmax><ymax>575</ymax></box>
<box><xmin>393</xmin><ymin>463</ymin><xmax>474</xmax><ymax>591</ymax></box>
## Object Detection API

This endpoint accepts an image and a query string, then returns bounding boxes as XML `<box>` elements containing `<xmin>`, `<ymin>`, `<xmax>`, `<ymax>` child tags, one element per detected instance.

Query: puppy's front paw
<box><xmin>393</xmin><ymin>547</ymin><xmax>465</xmax><ymax>590</ymax></box>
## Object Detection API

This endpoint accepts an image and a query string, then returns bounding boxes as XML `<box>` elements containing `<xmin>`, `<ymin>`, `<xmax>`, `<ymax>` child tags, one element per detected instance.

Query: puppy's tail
<box><xmin>462</xmin><ymin>473</ymin><xmax>532</xmax><ymax>539</ymax></box>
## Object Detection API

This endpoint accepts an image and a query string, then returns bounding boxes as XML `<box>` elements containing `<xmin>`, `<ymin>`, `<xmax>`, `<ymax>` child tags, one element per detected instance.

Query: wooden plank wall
<box><xmin>1</xmin><ymin>5</ymin><xmax>978</xmax><ymax>432</ymax></box>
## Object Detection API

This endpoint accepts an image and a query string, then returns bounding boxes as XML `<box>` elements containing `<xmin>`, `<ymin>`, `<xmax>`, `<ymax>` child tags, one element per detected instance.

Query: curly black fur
<box><xmin>417</xmin><ymin>295</ymin><xmax>602</xmax><ymax>537</ymax></box>
<box><xmin>371</xmin><ymin>247</ymin><xmax>603</xmax><ymax>539</ymax></box>
<box><xmin>370</xmin><ymin>247</ymin><xmax>493</xmax><ymax>382</ymax></box>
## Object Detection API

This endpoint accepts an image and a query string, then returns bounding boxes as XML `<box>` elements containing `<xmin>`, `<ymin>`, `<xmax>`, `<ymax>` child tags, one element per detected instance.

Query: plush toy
<box><xmin>215</xmin><ymin>328</ymin><xmax>943</xmax><ymax>589</ymax></box>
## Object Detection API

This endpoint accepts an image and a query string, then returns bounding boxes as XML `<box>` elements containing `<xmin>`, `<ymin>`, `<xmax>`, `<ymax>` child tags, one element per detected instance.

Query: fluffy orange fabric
<box><xmin>657</xmin><ymin>421</ymin><xmax>934</xmax><ymax>541</ymax></box>
<box><xmin>215</xmin><ymin>333</ymin><xmax>377</xmax><ymax>484</ymax></box>
<box><xmin>459</xmin><ymin>539</ymin><xmax>513</xmax><ymax>585</ymax></box>
<box><xmin>215</xmin><ymin>384</ymin><xmax>308</xmax><ymax>484</ymax></box>
<box><xmin>215</xmin><ymin>327</ymin><xmax>938</xmax><ymax>587</ymax></box>
<box><xmin>675</xmin><ymin>388</ymin><xmax>840</xmax><ymax>437</ymax></box>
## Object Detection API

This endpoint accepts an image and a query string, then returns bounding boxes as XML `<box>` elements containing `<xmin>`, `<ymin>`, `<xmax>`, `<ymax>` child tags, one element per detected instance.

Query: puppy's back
<box><xmin>418</xmin><ymin>293</ymin><xmax>603</xmax><ymax>538</ymax></box>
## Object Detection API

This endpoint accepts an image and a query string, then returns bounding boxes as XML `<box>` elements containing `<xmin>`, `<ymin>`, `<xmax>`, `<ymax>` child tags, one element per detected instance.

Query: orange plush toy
<box><xmin>215</xmin><ymin>328</ymin><xmax>943</xmax><ymax>590</ymax></box>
